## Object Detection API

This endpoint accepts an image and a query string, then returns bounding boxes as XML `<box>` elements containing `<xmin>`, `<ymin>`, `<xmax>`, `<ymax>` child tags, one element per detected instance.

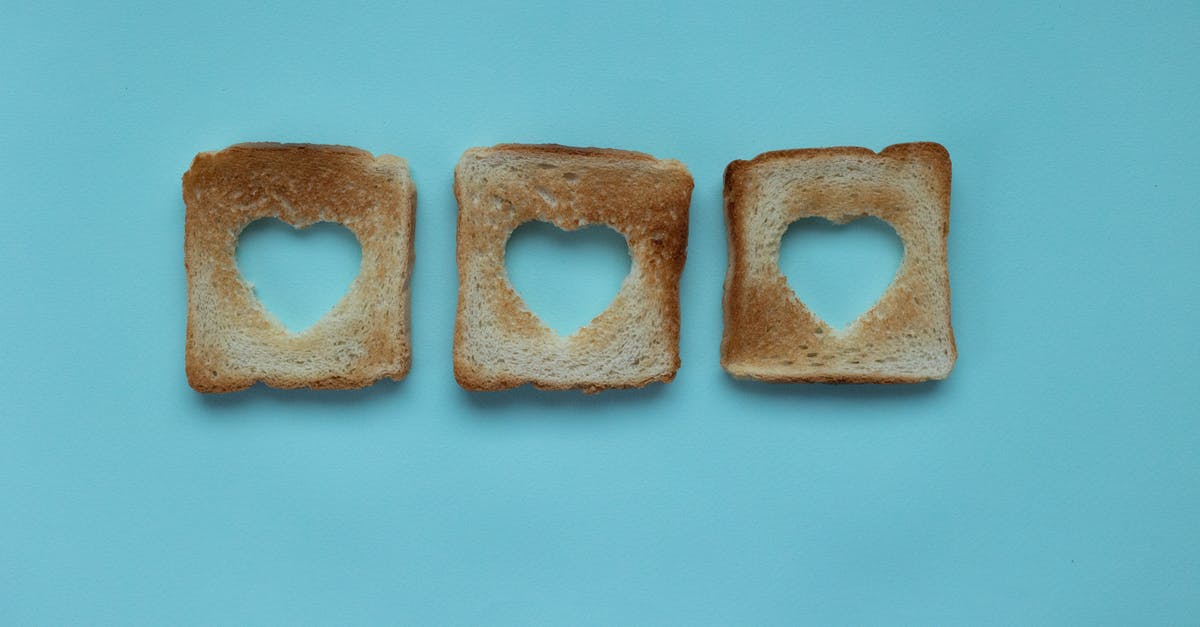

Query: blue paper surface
<box><xmin>2</xmin><ymin>1</ymin><xmax>1198</xmax><ymax>624</ymax></box>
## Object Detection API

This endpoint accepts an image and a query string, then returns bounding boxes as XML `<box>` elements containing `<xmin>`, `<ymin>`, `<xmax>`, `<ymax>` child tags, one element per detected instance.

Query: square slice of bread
<box><xmin>721</xmin><ymin>142</ymin><xmax>956</xmax><ymax>383</ymax></box>
<box><xmin>453</xmin><ymin>144</ymin><xmax>693</xmax><ymax>392</ymax></box>
<box><xmin>183</xmin><ymin>142</ymin><xmax>415</xmax><ymax>392</ymax></box>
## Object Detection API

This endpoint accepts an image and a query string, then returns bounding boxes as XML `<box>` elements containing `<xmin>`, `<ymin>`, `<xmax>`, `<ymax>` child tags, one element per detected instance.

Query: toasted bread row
<box><xmin>184</xmin><ymin>142</ymin><xmax>954</xmax><ymax>393</ymax></box>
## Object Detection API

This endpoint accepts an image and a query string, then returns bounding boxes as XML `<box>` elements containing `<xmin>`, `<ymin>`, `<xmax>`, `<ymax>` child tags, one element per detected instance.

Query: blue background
<box><xmin>2</xmin><ymin>1</ymin><xmax>1198</xmax><ymax>624</ymax></box>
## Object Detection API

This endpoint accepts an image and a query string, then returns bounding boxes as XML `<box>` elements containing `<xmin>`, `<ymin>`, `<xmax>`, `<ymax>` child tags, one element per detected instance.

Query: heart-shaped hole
<box><xmin>505</xmin><ymin>220</ymin><xmax>631</xmax><ymax>336</ymax></box>
<box><xmin>236</xmin><ymin>218</ymin><xmax>362</xmax><ymax>333</ymax></box>
<box><xmin>779</xmin><ymin>216</ymin><xmax>904</xmax><ymax>330</ymax></box>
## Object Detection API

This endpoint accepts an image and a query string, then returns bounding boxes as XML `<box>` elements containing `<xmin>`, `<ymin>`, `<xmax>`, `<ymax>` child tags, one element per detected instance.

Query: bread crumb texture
<box><xmin>453</xmin><ymin>144</ymin><xmax>693</xmax><ymax>393</ymax></box>
<box><xmin>721</xmin><ymin>142</ymin><xmax>956</xmax><ymax>383</ymax></box>
<box><xmin>183</xmin><ymin>143</ymin><xmax>415</xmax><ymax>392</ymax></box>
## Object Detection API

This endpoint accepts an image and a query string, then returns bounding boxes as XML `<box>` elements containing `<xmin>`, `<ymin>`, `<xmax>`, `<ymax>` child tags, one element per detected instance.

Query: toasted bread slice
<box><xmin>453</xmin><ymin>144</ymin><xmax>693</xmax><ymax>392</ymax></box>
<box><xmin>721</xmin><ymin>142</ymin><xmax>955</xmax><ymax>383</ymax></box>
<box><xmin>183</xmin><ymin>143</ymin><xmax>415</xmax><ymax>392</ymax></box>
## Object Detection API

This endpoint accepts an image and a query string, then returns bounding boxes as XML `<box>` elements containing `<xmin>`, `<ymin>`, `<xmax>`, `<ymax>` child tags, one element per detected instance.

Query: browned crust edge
<box><xmin>453</xmin><ymin>369</ymin><xmax>678</xmax><ymax>395</ymax></box>
<box><xmin>480</xmin><ymin>143</ymin><xmax>662</xmax><ymax>162</ymax></box>
<box><xmin>185</xmin><ymin>370</ymin><xmax>410</xmax><ymax>394</ymax></box>
<box><xmin>724</xmin><ymin>370</ymin><xmax>947</xmax><ymax>385</ymax></box>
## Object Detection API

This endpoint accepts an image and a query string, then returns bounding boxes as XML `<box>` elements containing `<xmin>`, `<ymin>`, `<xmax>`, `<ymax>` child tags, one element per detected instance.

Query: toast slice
<box><xmin>721</xmin><ymin>142</ymin><xmax>955</xmax><ymax>383</ymax></box>
<box><xmin>183</xmin><ymin>143</ymin><xmax>415</xmax><ymax>392</ymax></box>
<box><xmin>453</xmin><ymin>144</ymin><xmax>693</xmax><ymax>392</ymax></box>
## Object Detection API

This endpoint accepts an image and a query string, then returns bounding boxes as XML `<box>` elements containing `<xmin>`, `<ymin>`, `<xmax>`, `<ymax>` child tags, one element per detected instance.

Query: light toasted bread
<box><xmin>453</xmin><ymin>144</ymin><xmax>693</xmax><ymax>392</ymax></box>
<box><xmin>721</xmin><ymin>142</ymin><xmax>955</xmax><ymax>383</ymax></box>
<box><xmin>183</xmin><ymin>143</ymin><xmax>415</xmax><ymax>392</ymax></box>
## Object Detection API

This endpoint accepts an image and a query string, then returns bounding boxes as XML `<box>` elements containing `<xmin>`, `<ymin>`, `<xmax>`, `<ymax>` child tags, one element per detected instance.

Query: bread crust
<box><xmin>183</xmin><ymin>143</ymin><xmax>415</xmax><ymax>392</ymax></box>
<box><xmin>721</xmin><ymin>142</ymin><xmax>955</xmax><ymax>383</ymax></box>
<box><xmin>453</xmin><ymin>144</ymin><xmax>693</xmax><ymax>392</ymax></box>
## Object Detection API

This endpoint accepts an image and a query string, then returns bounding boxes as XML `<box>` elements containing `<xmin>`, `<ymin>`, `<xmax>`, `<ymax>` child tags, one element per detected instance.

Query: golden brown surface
<box><xmin>453</xmin><ymin>144</ymin><xmax>693</xmax><ymax>392</ymax></box>
<box><xmin>721</xmin><ymin>142</ymin><xmax>956</xmax><ymax>383</ymax></box>
<box><xmin>183</xmin><ymin>143</ymin><xmax>415</xmax><ymax>392</ymax></box>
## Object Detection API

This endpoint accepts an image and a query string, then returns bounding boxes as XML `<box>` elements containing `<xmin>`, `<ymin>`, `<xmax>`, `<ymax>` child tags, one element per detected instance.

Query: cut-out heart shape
<box><xmin>236</xmin><ymin>218</ymin><xmax>362</xmax><ymax>333</ymax></box>
<box><xmin>505</xmin><ymin>220</ymin><xmax>631</xmax><ymax>336</ymax></box>
<box><xmin>779</xmin><ymin>216</ymin><xmax>904</xmax><ymax>330</ymax></box>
